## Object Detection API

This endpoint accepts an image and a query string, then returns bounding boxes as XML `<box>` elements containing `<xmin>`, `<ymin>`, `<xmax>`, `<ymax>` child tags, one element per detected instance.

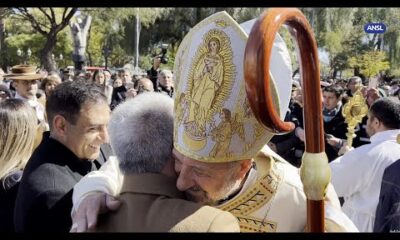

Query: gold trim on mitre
<box><xmin>173</xmin><ymin>11</ymin><xmax>289</xmax><ymax>163</ymax></box>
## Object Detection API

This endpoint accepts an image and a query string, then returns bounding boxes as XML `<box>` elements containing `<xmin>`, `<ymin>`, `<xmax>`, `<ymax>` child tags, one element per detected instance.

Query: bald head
<box><xmin>137</xmin><ymin>78</ymin><xmax>154</xmax><ymax>93</ymax></box>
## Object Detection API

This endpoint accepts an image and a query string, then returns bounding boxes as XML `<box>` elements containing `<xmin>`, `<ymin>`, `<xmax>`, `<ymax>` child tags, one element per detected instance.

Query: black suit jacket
<box><xmin>0</xmin><ymin>170</ymin><xmax>22</xmax><ymax>232</ymax></box>
<box><xmin>110</xmin><ymin>85</ymin><xmax>127</xmax><ymax>110</ymax></box>
<box><xmin>94</xmin><ymin>142</ymin><xmax>114</xmax><ymax>168</ymax></box>
<box><xmin>323</xmin><ymin>105</ymin><xmax>348</xmax><ymax>162</ymax></box>
<box><xmin>14</xmin><ymin>132</ymin><xmax>97</xmax><ymax>232</ymax></box>
<box><xmin>374</xmin><ymin>159</ymin><xmax>400</xmax><ymax>232</ymax></box>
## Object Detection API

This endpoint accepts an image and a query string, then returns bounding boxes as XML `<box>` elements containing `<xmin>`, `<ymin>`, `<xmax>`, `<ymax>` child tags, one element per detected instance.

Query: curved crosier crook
<box><xmin>244</xmin><ymin>8</ymin><xmax>330</xmax><ymax>232</ymax></box>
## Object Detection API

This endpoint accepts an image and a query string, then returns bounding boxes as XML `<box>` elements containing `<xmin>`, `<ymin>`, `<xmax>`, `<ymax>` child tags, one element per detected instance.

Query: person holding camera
<box><xmin>147</xmin><ymin>44</ymin><xmax>168</xmax><ymax>90</ymax></box>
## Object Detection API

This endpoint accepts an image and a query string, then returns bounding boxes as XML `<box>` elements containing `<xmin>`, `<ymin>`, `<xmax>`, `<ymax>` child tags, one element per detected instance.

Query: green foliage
<box><xmin>134</xmin><ymin>8</ymin><xmax>193</xmax><ymax>57</ymax></box>
<box><xmin>4</xmin><ymin>8</ymin><xmax>77</xmax><ymax>71</ymax></box>
<box><xmin>278</xmin><ymin>26</ymin><xmax>299</xmax><ymax>72</ymax></box>
<box><xmin>388</xmin><ymin>67</ymin><xmax>400</xmax><ymax>77</ymax></box>
<box><xmin>109</xmin><ymin>45</ymin><xmax>130</xmax><ymax>67</ymax></box>
<box><xmin>323</xmin><ymin>31</ymin><xmax>343</xmax><ymax>56</ymax></box>
<box><xmin>54</xmin><ymin>29</ymin><xmax>74</xmax><ymax>68</ymax></box>
<box><xmin>81</xmin><ymin>7</ymin><xmax>167</xmax><ymax>68</ymax></box>
<box><xmin>86</xmin><ymin>21</ymin><xmax>106</xmax><ymax>66</ymax></box>
<box><xmin>3</xmin><ymin>21</ymin><xmax>73</xmax><ymax>68</ymax></box>
<box><xmin>2</xmin><ymin>7</ymin><xmax>400</xmax><ymax>76</ymax></box>
<box><xmin>349</xmin><ymin>51</ymin><xmax>390</xmax><ymax>78</ymax></box>
<box><xmin>231</xmin><ymin>8</ymin><xmax>266</xmax><ymax>23</ymax></box>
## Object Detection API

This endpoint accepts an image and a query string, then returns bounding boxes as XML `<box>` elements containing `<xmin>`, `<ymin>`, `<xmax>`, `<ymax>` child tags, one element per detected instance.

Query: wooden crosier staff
<box><xmin>244</xmin><ymin>8</ymin><xmax>330</xmax><ymax>232</ymax></box>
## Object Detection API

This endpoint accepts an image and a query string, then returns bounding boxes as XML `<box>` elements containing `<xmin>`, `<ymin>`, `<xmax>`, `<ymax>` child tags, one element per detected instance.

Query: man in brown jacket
<box><xmin>93</xmin><ymin>92</ymin><xmax>239</xmax><ymax>232</ymax></box>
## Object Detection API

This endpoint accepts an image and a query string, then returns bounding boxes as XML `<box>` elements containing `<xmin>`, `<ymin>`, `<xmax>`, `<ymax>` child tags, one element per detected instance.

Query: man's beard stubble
<box><xmin>184</xmin><ymin>177</ymin><xmax>243</xmax><ymax>206</ymax></box>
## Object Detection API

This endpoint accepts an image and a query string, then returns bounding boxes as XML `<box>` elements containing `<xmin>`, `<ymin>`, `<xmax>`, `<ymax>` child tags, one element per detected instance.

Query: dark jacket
<box><xmin>147</xmin><ymin>67</ymin><xmax>159</xmax><ymax>90</ymax></box>
<box><xmin>14</xmin><ymin>132</ymin><xmax>97</xmax><ymax>232</ymax></box>
<box><xmin>374</xmin><ymin>159</ymin><xmax>400</xmax><ymax>232</ymax></box>
<box><xmin>110</xmin><ymin>85</ymin><xmax>127</xmax><ymax>110</ymax></box>
<box><xmin>0</xmin><ymin>170</ymin><xmax>22</xmax><ymax>232</ymax></box>
<box><xmin>323</xmin><ymin>105</ymin><xmax>348</xmax><ymax>162</ymax></box>
<box><xmin>93</xmin><ymin>143</ymin><xmax>114</xmax><ymax>168</ymax></box>
<box><xmin>156</xmin><ymin>85</ymin><xmax>174</xmax><ymax>98</ymax></box>
<box><xmin>0</xmin><ymin>83</ymin><xmax>12</xmax><ymax>99</ymax></box>
<box><xmin>271</xmin><ymin>106</ymin><xmax>303</xmax><ymax>168</ymax></box>
<box><xmin>352</xmin><ymin>116</ymin><xmax>371</xmax><ymax>148</ymax></box>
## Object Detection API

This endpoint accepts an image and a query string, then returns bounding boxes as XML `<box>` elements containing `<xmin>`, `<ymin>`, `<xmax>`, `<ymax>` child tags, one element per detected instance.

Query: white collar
<box><xmin>370</xmin><ymin>129</ymin><xmax>400</xmax><ymax>143</ymax></box>
<box><xmin>15</xmin><ymin>92</ymin><xmax>39</xmax><ymax>107</ymax></box>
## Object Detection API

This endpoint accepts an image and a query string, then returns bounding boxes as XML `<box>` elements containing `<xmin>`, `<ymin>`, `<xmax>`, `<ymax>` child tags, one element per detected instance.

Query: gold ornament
<box><xmin>342</xmin><ymin>85</ymin><xmax>369</xmax><ymax>147</ymax></box>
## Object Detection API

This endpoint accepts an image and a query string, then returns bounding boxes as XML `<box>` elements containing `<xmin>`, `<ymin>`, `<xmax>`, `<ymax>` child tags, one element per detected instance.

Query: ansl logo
<box><xmin>364</xmin><ymin>23</ymin><xmax>386</xmax><ymax>34</ymax></box>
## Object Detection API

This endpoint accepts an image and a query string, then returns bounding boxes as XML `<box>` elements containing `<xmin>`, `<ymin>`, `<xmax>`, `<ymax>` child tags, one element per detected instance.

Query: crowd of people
<box><xmin>0</xmin><ymin>57</ymin><xmax>175</xmax><ymax>233</ymax></box>
<box><xmin>0</xmin><ymin>11</ymin><xmax>400</xmax><ymax>233</ymax></box>
<box><xmin>270</xmin><ymin>76</ymin><xmax>400</xmax><ymax>167</ymax></box>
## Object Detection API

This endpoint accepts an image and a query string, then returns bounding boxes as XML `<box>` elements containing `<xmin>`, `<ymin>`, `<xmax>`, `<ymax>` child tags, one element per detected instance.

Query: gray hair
<box><xmin>348</xmin><ymin>76</ymin><xmax>362</xmax><ymax>84</ymax></box>
<box><xmin>109</xmin><ymin>92</ymin><xmax>174</xmax><ymax>174</ymax></box>
<box><xmin>160</xmin><ymin>69</ymin><xmax>172</xmax><ymax>77</ymax></box>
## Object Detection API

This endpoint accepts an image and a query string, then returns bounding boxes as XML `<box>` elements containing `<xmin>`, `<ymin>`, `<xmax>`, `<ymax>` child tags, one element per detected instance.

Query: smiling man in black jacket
<box><xmin>14</xmin><ymin>80</ymin><xmax>111</xmax><ymax>232</ymax></box>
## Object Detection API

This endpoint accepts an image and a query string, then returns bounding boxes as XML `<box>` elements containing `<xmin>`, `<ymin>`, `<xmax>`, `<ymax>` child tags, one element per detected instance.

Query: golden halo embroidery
<box><xmin>182</xmin><ymin>28</ymin><xmax>235</xmax><ymax>152</ymax></box>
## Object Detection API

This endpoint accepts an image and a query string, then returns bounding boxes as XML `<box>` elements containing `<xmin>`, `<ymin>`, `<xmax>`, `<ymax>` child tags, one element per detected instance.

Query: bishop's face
<box><xmin>173</xmin><ymin>149</ymin><xmax>247</xmax><ymax>205</ymax></box>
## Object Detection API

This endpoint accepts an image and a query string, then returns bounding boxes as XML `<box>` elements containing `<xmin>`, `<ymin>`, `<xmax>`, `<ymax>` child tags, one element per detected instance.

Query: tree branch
<box><xmin>38</xmin><ymin>7</ymin><xmax>55</xmax><ymax>27</ymax></box>
<box><xmin>50</xmin><ymin>8</ymin><xmax>56</xmax><ymax>24</ymax></box>
<box><xmin>54</xmin><ymin>8</ymin><xmax>77</xmax><ymax>33</ymax></box>
<box><xmin>14</xmin><ymin>8</ymin><xmax>48</xmax><ymax>35</ymax></box>
<box><xmin>0</xmin><ymin>7</ymin><xmax>11</xmax><ymax>18</ymax></box>
<box><xmin>61</xmin><ymin>8</ymin><xmax>67</xmax><ymax>21</ymax></box>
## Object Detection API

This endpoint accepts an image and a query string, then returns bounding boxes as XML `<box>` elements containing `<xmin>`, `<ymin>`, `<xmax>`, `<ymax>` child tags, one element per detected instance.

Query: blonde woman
<box><xmin>0</xmin><ymin>99</ymin><xmax>37</xmax><ymax>232</ymax></box>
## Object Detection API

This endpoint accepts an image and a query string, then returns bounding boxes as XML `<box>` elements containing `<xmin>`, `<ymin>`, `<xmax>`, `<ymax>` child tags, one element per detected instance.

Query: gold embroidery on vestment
<box><xmin>218</xmin><ymin>157</ymin><xmax>282</xmax><ymax>232</ymax></box>
<box><xmin>236</xmin><ymin>214</ymin><xmax>277</xmax><ymax>232</ymax></box>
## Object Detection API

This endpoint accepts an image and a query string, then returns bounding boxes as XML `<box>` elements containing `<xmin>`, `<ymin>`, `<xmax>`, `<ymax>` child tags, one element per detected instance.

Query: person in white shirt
<box><xmin>330</xmin><ymin>97</ymin><xmax>400</xmax><ymax>232</ymax></box>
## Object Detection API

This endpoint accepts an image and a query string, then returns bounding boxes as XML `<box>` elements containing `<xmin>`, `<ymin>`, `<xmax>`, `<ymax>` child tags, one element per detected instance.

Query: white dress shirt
<box><xmin>14</xmin><ymin>92</ymin><xmax>45</xmax><ymax>123</ymax></box>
